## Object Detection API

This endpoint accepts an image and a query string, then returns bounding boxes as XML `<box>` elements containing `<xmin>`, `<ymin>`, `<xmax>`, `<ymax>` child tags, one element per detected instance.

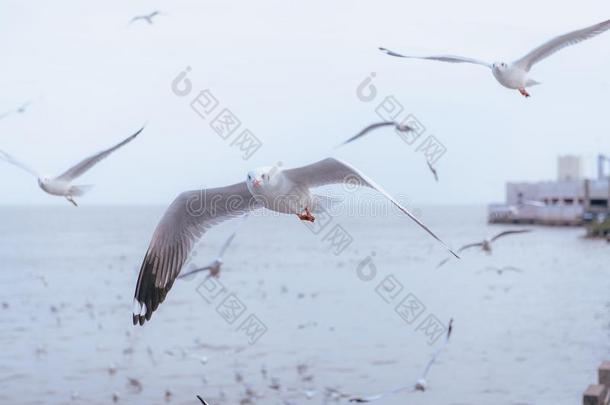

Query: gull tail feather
<box><xmin>526</xmin><ymin>79</ymin><xmax>541</xmax><ymax>87</ymax></box>
<box><xmin>312</xmin><ymin>194</ymin><xmax>343</xmax><ymax>213</ymax></box>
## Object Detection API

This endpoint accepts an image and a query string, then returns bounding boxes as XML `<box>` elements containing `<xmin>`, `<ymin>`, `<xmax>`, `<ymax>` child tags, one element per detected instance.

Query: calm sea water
<box><xmin>0</xmin><ymin>205</ymin><xmax>609</xmax><ymax>405</ymax></box>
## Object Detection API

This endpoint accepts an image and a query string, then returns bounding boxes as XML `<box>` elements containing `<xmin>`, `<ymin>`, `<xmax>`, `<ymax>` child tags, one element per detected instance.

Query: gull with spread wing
<box><xmin>350</xmin><ymin>319</ymin><xmax>454</xmax><ymax>402</ymax></box>
<box><xmin>437</xmin><ymin>229</ymin><xmax>531</xmax><ymax>268</ymax></box>
<box><xmin>129</xmin><ymin>11</ymin><xmax>162</xmax><ymax>25</ymax></box>
<box><xmin>178</xmin><ymin>213</ymin><xmax>249</xmax><ymax>279</ymax></box>
<box><xmin>132</xmin><ymin>157</ymin><xmax>458</xmax><ymax>325</ymax></box>
<box><xmin>337</xmin><ymin>121</ymin><xmax>413</xmax><ymax>147</ymax></box>
<box><xmin>0</xmin><ymin>127</ymin><xmax>143</xmax><ymax>206</ymax></box>
<box><xmin>380</xmin><ymin>19</ymin><xmax>610</xmax><ymax>97</ymax></box>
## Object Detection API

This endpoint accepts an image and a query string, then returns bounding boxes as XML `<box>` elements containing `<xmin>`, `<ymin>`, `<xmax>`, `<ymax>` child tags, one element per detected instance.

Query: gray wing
<box><xmin>133</xmin><ymin>182</ymin><xmax>259</xmax><ymax>325</ymax></box>
<box><xmin>427</xmin><ymin>161</ymin><xmax>438</xmax><ymax>182</ymax></box>
<box><xmin>55</xmin><ymin>126</ymin><xmax>144</xmax><ymax>182</ymax></box>
<box><xmin>0</xmin><ymin>149</ymin><xmax>39</xmax><ymax>178</ymax></box>
<box><xmin>421</xmin><ymin>318</ymin><xmax>453</xmax><ymax>379</ymax></box>
<box><xmin>514</xmin><ymin>19</ymin><xmax>610</xmax><ymax>71</ymax></box>
<box><xmin>490</xmin><ymin>229</ymin><xmax>531</xmax><ymax>243</ymax></box>
<box><xmin>379</xmin><ymin>47</ymin><xmax>492</xmax><ymax>68</ymax></box>
<box><xmin>458</xmin><ymin>242</ymin><xmax>484</xmax><ymax>253</ymax></box>
<box><xmin>338</xmin><ymin>121</ymin><xmax>412</xmax><ymax>147</ymax></box>
<box><xmin>283</xmin><ymin>158</ymin><xmax>458</xmax><ymax>258</ymax></box>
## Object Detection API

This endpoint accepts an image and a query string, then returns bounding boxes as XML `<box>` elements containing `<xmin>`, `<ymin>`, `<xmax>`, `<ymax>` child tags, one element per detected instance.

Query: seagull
<box><xmin>427</xmin><ymin>161</ymin><xmax>438</xmax><ymax>182</ymax></box>
<box><xmin>129</xmin><ymin>11</ymin><xmax>162</xmax><ymax>25</ymax></box>
<box><xmin>196</xmin><ymin>395</ymin><xmax>209</xmax><ymax>405</ymax></box>
<box><xmin>132</xmin><ymin>157</ymin><xmax>458</xmax><ymax>325</ymax></box>
<box><xmin>178</xmin><ymin>214</ymin><xmax>248</xmax><ymax>280</ymax></box>
<box><xmin>436</xmin><ymin>229</ymin><xmax>531</xmax><ymax>268</ymax></box>
<box><xmin>350</xmin><ymin>319</ymin><xmax>453</xmax><ymax>402</ymax></box>
<box><xmin>478</xmin><ymin>265</ymin><xmax>523</xmax><ymax>275</ymax></box>
<box><xmin>0</xmin><ymin>127</ymin><xmax>143</xmax><ymax>206</ymax></box>
<box><xmin>337</xmin><ymin>121</ymin><xmax>413</xmax><ymax>147</ymax></box>
<box><xmin>0</xmin><ymin>101</ymin><xmax>31</xmax><ymax>120</ymax></box>
<box><xmin>380</xmin><ymin>19</ymin><xmax>610</xmax><ymax>97</ymax></box>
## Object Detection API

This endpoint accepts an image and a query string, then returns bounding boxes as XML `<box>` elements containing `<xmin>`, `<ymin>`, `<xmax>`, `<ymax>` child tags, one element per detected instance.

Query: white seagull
<box><xmin>132</xmin><ymin>157</ymin><xmax>458</xmax><ymax>325</ymax></box>
<box><xmin>178</xmin><ymin>214</ymin><xmax>249</xmax><ymax>280</ymax></box>
<box><xmin>0</xmin><ymin>127</ymin><xmax>143</xmax><ymax>206</ymax></box>
<box><xmin>0</xmin><ymin>101</ymin><xmax>31</xmax><ymax>120</ymax></box>
<box><xmin>337</xmin><ymin>121</ymin><xmax>413</xmax><ymax>147</ymax></box>
<box><xmin>349</xmin><ymin>319</ymin><xmax>454</xmax><ymax>402</ymax></box>
<box><xmin>129</xmin><ymin>11</ymin><xmax>162</xmax><ymax>25</ymax></box>
<box><xmin>380</xmin><ymin>18</ymin><xmax>610</xmax><ymax>97</ymax></box>
<box><xmin>436</xmin><ymin>229</ymin><xmax>531</xmax><ymax>268</ymax></box>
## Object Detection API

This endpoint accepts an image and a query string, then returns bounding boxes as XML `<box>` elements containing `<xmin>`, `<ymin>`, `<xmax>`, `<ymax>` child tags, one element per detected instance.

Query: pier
<box><xmin>583</xmin><ymin>361</ymin><xmax>610</xmax><ymax>405</ymax></box>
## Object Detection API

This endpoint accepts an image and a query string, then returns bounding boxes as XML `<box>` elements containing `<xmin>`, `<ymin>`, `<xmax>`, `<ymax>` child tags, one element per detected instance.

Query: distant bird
<box><xmin>196</xmin><ymin>395</ymin><xmax>209</xmax><ymax>405</ymax></box>
<box><xmin>427</xmin><ymin>161</ymin><xmax>438</xmax><ymax>182</ymax></box>
<box><xmin>437</xmin><ymin>229</ymin><xmax>531</xmax><ymax>268</ymax></box>
<box><xmin>380</xmin><ymin>19</ymin><xmax>610</xmax><ymax>97</ymax></box>
<box><xmin>478</xmin><ymin>265</ymin><xmax>523</xmax><ymax>275</ymax></box>
<box><xmin>130</xmin><ymin>11</ymin><xmax>162</xmax><ymax>25</ymax></box>
<box><xmin>350</xmin><ymin>319</ymin><xmax>454</xmax><ymax>402</ymax></box>
<box><xmin>132</xmin><ymin>157</ymin><xmax>458</xmax><ymax>325</ymax></box>
<box><xmin>337</xmin><ymin>121</ymin><xmax>412</xmax><ymax>147</ymax></box>
<box><xmin>178</xmin><ymin>214</ymin><xmax>248</xmax><ymax>280</ymax></box>
<box><xmin>0</xmin><ymin>101</ymin><xmax>30</xmax><ymax>120</ymax></box>
<box><xmin>0</xmin><ymin>127</ymin><xmax>143</xmax><ymax>206</ymax></box>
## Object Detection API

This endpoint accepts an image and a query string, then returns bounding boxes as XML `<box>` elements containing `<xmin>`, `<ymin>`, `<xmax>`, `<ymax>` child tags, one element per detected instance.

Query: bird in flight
<box><xmin>437</xmin><ymin>229</ymin><xmax>531</xmax><ymax>268</ymax></box>
<box><xmin>0</xmin><ymin>101</ymin><xmax>31</xmax><ymax>120</ymax></box>
<box><xmin>178</xmin><ymin>214</ymin><xmax>249</xmax><ymax>280</ymax></box>
<box><xmin>132</xmin><ymin>157</ymin><xmax>458</xmax><ymax>325</ymax></box>
<box><xmin>478</xmin><ymin>265</ymin><xmax>523</xmax><ymax>276</ymax></box>
<box><xmin>380</xmin><ymin>18</ymin><xmax>610</xmax><ymax>97</ymax></box>
<box><xmin>0</xmin><ymin>126</ymin><xmax>143</xmax><ymax>206</ymax></box>
<box><xmin>337</xmin><ymin>121</ymin><xmax>412</xmax><ymax>147</ymax></box>
<box><xmin>350</xmin><ymin>319</ymin><xmax>454</xmax><ymax>402</ymax></box>
<box><xmin>129</xmin><ymin>11</ymin><xmax>163</xmax><ymax>25</ymax></box>
<box><xmin>196</xmin><ymin>395</ymin><xmax>209</xmax><ymax>405</ymax></box>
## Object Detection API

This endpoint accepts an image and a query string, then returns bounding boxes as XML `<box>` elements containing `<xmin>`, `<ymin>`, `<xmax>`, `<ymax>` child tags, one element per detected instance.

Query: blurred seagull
<box><xmin>0</xmin><ymin>127</ymin><xmax>143</xmax><ymax>206</ymax></box>
<box><xmin>178</xmin><ymin>214</ymin><xmax>249</xmax><ymax>280</ymax></box>
<box><xmin>478</xmin><ymin>265</ymin><xmax>523</xmax><ymax>275</ymax></box>
<box><xmin>337</xmin><ymin>121</ymin><xmax>412</xmax><ymax>147</ymax></box>
<box><xmin>0</xmin><ymin>101</ymin><xmax>30</xmax><ymax>120</ymax></box>
<box><xmin>130</xmin><ymin>11</ymin><xmax>162</xmax><ymax>25</ymax></box>
<box><xmin>427</xmin><ymin>161</ymin><xmax>438</xmax><ymax>182</ymax></box>
<box><xmin>437</xmin><ymin>229</ymin><xmax>531</xmax><ymax>268</ymax></box>
<box><xmin>196</xmin><ymin>395</ymin><xmax>209</xmax><ymax>405</ymax></box>
<box><xmin>133</xmin><ymin>157</ymin><xmax>458</xmax><ymax>325</ymax></box>
<box><xmin>380</xmin><ymin>18</ymin><xmax>610</xmax><ymax>97</ymax></box>
<box><xmin>350</xmin><ymin>319</ymin><xmax>454</xmax><ymax>402</ymax></box>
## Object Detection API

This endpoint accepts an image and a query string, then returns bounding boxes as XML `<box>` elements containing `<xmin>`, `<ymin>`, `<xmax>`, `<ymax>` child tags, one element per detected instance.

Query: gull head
<box><xmin>246</xmin><ymin>166</ymin><xmax>280</xmax><ymax>192</ymax></box>
<box><xmin>492</xmin><ymin>61</ymin><xmax>509</xmax><ymax>72</ymax></box>
<box><xmin>414</xmin><ymin>378</ymin><xmax>427</xmax><ymax>392</ymax></box>
<box><xmin>37</xmin><ymin>175</ymin><xmax>51</xmax><ymax>187</ymax></box>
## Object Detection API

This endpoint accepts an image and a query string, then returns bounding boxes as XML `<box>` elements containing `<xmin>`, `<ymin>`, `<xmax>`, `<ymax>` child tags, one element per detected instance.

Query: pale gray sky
<box><xmin>1</xmin><ymin>0</ymin><xmax>609</xmax><ymax>205</ymax></box>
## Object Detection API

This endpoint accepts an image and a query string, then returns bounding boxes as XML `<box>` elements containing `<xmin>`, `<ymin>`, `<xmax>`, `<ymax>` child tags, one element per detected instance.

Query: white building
<box><xmin>488</xmin><ymin>156</ymin><xmax>610</xmax><ymax>225</ymax></box>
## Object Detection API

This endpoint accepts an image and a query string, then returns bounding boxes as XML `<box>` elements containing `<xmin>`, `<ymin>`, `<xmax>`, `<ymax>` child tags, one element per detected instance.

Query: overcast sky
<box><xmin>1</xmin><ymin>0</ymin><xmax>610</xmax><ymax>206</ymax></box>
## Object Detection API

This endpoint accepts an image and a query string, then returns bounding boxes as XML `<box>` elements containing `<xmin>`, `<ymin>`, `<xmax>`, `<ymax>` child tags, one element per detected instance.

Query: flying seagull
<box><xmin>0</xmin><ymin>127</ymin><xmax>143</xmax><ymax>206</ymax></box>
<box><xmin>178</xmin><ymin>214</ymin><xmax>249</xmax><ymax>280</ymax></box>
<box><xmin>129</xmin><ymin>11</ymin><xmax>162</xmax><ymax>25</ymax></box>
<box><xmin>132</xmin><ymin>157</ymin><xmax>458</xmax><ymax>325</ymax></box>
<box><xmin>437</xmin><ymin>229</ymin><xmax>531</xmax><ymax>268</ymax></box>
<box><xmin>478</xmin><ymin>265</ymin><xmax>523</xmax><ymax>275</ymax></box>
<box><xmin>350</xmin><ymin>319</ymin><xmax>454</xmax><ymax>402</ymax></box>
<box><xmin>196</xmin><ymin>396</ymin><xmax>209</xmax><ymax>405</ymax></box>
<box><xmin>427</xmin><ymin>161</ymin><xmax>438</xmax><ymax>182</ymax></box>
<box><xmin>337</xmin><ymin>121</ymin><xmax>413</xmax><ymax>147</ymax></box>
<box><xmin>380</xmin><ymin>18</ymin><xmax>610</xmax><ymax>97</ymax></box>
<box><xmin>0</xmin><ymin>101</ymin><xmax>31</xmax><ymax>120</ymax></box>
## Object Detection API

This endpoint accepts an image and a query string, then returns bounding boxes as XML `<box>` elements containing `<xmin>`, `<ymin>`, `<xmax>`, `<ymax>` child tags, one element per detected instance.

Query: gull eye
<box><xmin>247</xmin><ymin>174</ymin><xmax>251</xmax><ymax>180</ymax></box>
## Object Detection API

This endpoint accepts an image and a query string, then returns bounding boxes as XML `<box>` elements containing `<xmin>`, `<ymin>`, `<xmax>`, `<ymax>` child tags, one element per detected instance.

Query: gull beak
<box><xmin>253</xmin><ymin>179</ymin><xmax>261</xmax><ymax>187</ymax></box>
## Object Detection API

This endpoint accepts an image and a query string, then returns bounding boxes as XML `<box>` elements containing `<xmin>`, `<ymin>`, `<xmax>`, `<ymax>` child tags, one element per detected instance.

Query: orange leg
<box><xmin>297</xmin><ymin>207</ymin><xmax>315</xmax><ymax>222</ymax></box>
<box><xmin>518</xmin><ymin>88</ymin><xmax>530</xmax><ymax>98</ymax></box>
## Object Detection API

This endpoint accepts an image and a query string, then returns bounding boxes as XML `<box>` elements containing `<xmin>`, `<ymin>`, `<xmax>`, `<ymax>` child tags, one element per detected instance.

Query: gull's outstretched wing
<box><xmin>283</xmin><ymin>158</ymin><xmax>458</xmax><ymax>257</ymax></box>
<box><xmin>55</xmin><ymin>126</ymin><xmax>144</xmax><ymax>182</ymax></box>
<box><xmin>421</xmin><ymin>318</ymin><xmax>453</xmax><ymax>380</ymax></box>
<box><xmin>349</xmin><ymin>386</ymin><xmax>412</xmax><ymax>403</ymax></box>
<box><xmin>490</xmin><ymin>229</ymin><xmax>531</xmax><ymax>243</ymax></box>
<box><xmin>379</xmin><ymin>47</ymin><xmax>492</xmax><ymax>68</ymax></box>
<box><xmin>337</xmin><ymin>121</ymin><xmax>412</xmax><ymax>147</ymax></box>
<box><xmin>133</xmin><ymin>182</ymin><xmax>260</xmax><ymax>325</ymax></box>
<box><xmin>427</xmin><ymin>161</ymin><xmax>438</xmax><ymax>182</ymax></box>
<box><xmin>458</xmin><ymin>242</ymin><xmax>484</xmax><ymax>253</ymax></box>
<box><xmin>177</xmin><ymin>263</ymin><xmax>215</xmax><ymax>279</ymax></box>
<box><xmin>514</xmin><ymin>19</ymin><xmax>610</xmax><ymax>71</ymax></box>
<box><xmin>0</xmin><ymin>149</ymin><xmax>40</xmax><ymax>178</ymax></box>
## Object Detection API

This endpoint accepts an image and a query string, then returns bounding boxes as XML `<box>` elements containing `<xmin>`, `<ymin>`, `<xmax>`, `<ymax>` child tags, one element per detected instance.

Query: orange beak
<box><xmin>253</xmin><ymin>179</ymin><xmax>261</xmax><ymax>187</ymax></box>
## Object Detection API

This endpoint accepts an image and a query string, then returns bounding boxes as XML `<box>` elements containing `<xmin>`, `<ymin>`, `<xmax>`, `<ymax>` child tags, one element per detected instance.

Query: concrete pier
<box><xmin>583</xmin><ymin>362</ymin><xmax>610</xmax><ymax>405</ymax></box>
